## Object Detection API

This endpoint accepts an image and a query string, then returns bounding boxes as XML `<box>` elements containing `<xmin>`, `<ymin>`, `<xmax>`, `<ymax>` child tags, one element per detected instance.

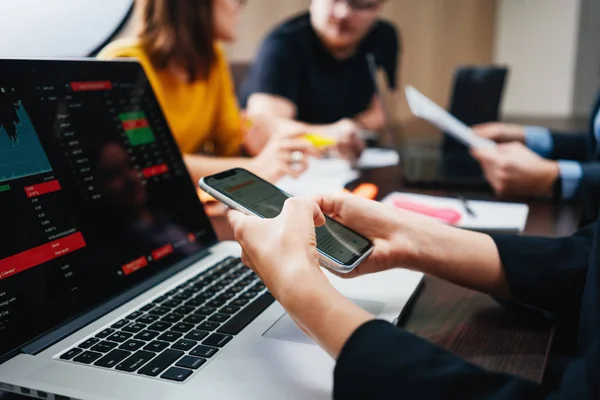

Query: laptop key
<box><xmin>157</xmin><ymin>331</ymin><xmax>182</xmax><ymax>342</ymax></box>
<box><xmin>138</xmin><ymin>349</ymin><xmax>184</xmax><ymax>377</ymax></box>
<box><xmin>176</xmin><ymin>356</ymin><xmax>206</xmax><ymax>370</ymax></box>
<box><xmin>162</xmin><ymin>300</ymin><xmax>181</xmax><ymax>309</ymax></box>
<box><xmin>149</xmin><ymin>321</ymin><xmax>172</xmax><ymax>332</ymax></box>
<box><xmin>155</xmin><ymin>295</ymin><xmax>168</xmax><ymax>303</ymax></box>
<box><xmin>162</xmin><ymin>313</ymin><xmax>184</xmax><ymax>324</ymax></box>
<box><xmin>171</xmin><ymin>323</ymin><xmax>194</xmax><ymax>333</ymax></box>
<box><xmin>231</xmin><ymin>298</ymin><xmax>249</xmax><ymax>307</ymax></box>
<box><xmin>60</xmin><ymin>348</ymin><xmax>83</xmax><ymax>360</ymax></box>
<box><xmin>111</xmin><ymin>319</ymin><xmax>129</xmax><ymax>329</ymax></box>
<box><xmin>198</xmin><ymin>321</ymin><xmax>220</xmax><ymax>331</ymax></box>
<box><xmin>95</xmin><ymin>349</ymin><xmax>131</xmax><ymax>368</ymax></box>
<box><xmin>115</xmin><ymin>350</ymin><xmax>156</xmax><ymax>372</ymax></box>
<box><xmin>148</xmin><ymin>306</ymin><xmax>170</xmax><ymax>316</ymax></box>
<box><xmin>208</xmin><ymin>314</ymin><xmax>230</xmax><ymax>323</ymax></box>
<box><xmin>172</xmin><ymin>339</ymin><xmax>197</xmax><ymax>351</ymax></box>
<box><xmin>120</xmin><ymin>339</ymin><xmax>146</xmax><ymax>352</ymax></box>
<box><xmin>195</xmin><ymin>306</ymin><xmax>215</xmax><ymax>316</ymax></box>
<box><xmin>218</xmin><ymin>293</ymin><xmax>276</xmax><ymax>335</ymax></box>
<box><xmin>90</xmin><ymin>341</ymin><xmax>119</xmax><ymax>353</ymax></box>
<box><xmin>135</xmin><ymin>330</ymin><xmax>160</xmax><ymax>341</ymax></box>
<box><xmin>107</xmin><ymin>331</ymin><xmax>133</xmax><ymax>343</ymax></box>
<box><xmin>173</xmin><ymin>293</ymin><xmax>192</xmax><ymax>302</ymax></box>
<box><xmin>219</xmin><ymin>306</ymin><xmax>240</xmax><ymax>315</ymax></box>
<box><xmin>95</xmin><ymin>328</ymin><xmax>115</xmax><ymax>339</ymax></box>
<box><xmin>190</xmin><ymin>345</ymin><xmax>218</xmax><ymax>358</ymax></box>
<box><xmin>206</xmin><ymin>299</ymin><xmax>226</xmax><ymax>308</ymax></box>
<box><xmin>184</xmin><ymin>297</ymin><xmax>205</xmax><ymax>308</ymax></box>
<box><xmin>144</xmin><ymin>340</ymin><xmax>170</xmax><ymax>352</ymax></box>
<box><xmin>140</xmin><ymin>304</ymin><xmax>154</xmax><ymax>312</ymax></box>
<box><xmin>78</xmin><ymin>337</ymin><xmax>100</xmax><ymax>349</ymax></box>
<box><xmin>127</xmin><ymin>311</ymin><xmax>143</xmax><ymax>320</ymax></box>
<box><xmin>183</xmin><ymin>314</ymin><xmax>204</xmax><ymax>324</ymax></box>
<box><xmin>203</xmin><ymin>334</ymin><xmax>233</xmax><ymax>348</ymax></box>
<box><xmin>122</xmin><ymin>323</ymin><xmax>147</xmax><ymax>334</ymax></box>
<box><xmin>161</xmin><ymin>367</ymin><xmax>193</xmax><ymax>382</ymax></box>
<box><xmin>174</xmin><ymin>306</ymin><xmax>195</xmax><ymax>315</ymax></box>
<box><xmin>137</xmin><ymin>314</ymin><xmax>159</xmax><ymax>324</ymax></box>
<box><xmin>184</xmin><ymin>330</ymin><xmax>209</xmax><ymax>341</ymax></box>
<box><xmin>73</xmin><ymin>351</ymin><xmax>103</xmax><ymax>364</ymax></box>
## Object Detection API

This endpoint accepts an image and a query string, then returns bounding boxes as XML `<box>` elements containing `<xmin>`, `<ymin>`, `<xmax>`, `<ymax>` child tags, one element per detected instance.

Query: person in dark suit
<box><xmin>227</xmin><ymin>194</ymin><xmax>599</xmax><ymax>399</ymax></box>
<box><xmin>471</xmin><ymin>91</ymin><xmax>600</xmax><ymax>222</ymax></box>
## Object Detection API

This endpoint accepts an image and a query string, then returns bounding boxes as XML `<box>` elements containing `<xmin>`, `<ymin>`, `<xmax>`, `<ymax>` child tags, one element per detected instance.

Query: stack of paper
<box><xmin>276</xmin><ymin>157</ymin><xmax>359</xmax><ymax>197</ymax></box>
<box><xmin>382</xmin><ymin>192</ymin><xmax>529</xmax><ymax>233</ymax></box>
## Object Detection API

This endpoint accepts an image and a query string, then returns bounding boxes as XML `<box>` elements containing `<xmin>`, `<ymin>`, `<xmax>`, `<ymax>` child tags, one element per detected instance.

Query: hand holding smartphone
<box><xmin>199</xmin><ymin>168</ymin><xmax>373</xmax><ymax>274</ymax></box>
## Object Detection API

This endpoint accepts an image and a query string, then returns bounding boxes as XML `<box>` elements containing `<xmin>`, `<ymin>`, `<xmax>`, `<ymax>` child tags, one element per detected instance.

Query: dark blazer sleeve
<box><xmin>491</xmin><ymin>224</ymin><xmax>594</xmax><ymax>316</ymax></box>
<box><xmin>334</xmin><ymin>320</ymin><xmax>598</xmax><ymax>399</ymax></box>
<box><xmin>549</xmin><ymin>132</ymin><xmax>589</xmax><ymax>161</ymax></box>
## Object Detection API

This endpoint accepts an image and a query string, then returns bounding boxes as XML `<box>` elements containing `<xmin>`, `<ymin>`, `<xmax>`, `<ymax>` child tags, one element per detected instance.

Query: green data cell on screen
<box><xmin>126</xmin><ymin>127</ymin><xmax>156</xmax><ymax>146</ymax></box>
<box><xmin>0</xmin><ymin>185</ymin><xmax>10</xmax><ymax>192</ymax></box>
<box><xmin>119</xmin><ymin>111</ymin><xmax>146</xmax><ymax>122</ymax></box>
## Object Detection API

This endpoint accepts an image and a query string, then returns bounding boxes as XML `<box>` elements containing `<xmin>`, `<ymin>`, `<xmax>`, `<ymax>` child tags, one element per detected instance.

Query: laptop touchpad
<box><xmin>262</xmin><ymin>298</ymin><xmax>385</xmax><ymax>346</ymax></box>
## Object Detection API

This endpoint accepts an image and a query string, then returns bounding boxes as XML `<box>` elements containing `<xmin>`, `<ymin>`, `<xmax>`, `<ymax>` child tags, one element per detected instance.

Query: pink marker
<box><xmin>391</xmin><ymin>198</ymin><xmax>462</xmax><ymax>225</ymax></box>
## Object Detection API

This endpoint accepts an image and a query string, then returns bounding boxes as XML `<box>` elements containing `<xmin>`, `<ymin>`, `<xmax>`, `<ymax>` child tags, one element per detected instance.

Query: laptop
<box><xmin>367</xmin><ymin>54</ymin><xmax>490</xmax><ymax>188</ymax></box>
<box><xmin>0</xmin><ymin>59</ymin><xmax>423</xmax><ymax>400</ymax></box>
<box><xmin>443</xmin><ymin>66</ymin><xmax>509</xmax><ymax>154</ymax></box>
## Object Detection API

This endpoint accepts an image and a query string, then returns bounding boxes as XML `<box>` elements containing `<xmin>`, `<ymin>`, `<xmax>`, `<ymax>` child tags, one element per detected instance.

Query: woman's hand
<box><xmin>227</xmin><ymin>197</ymin><xmax>329</xmax><ymax>300</ymax></box>
<box><xmin>227</xmin><ymin>197</ymin><xmax>374</xmax><ymax>358</ymax></box>
<box><xmin>248</xmin><ymin>134</ymin><xmax>321</xmax><ymax>183</ymax></box>
<box><xmin>472</xmin><ymin>122</ymin><xmax>526</xmax><ymax>143</ymax></box>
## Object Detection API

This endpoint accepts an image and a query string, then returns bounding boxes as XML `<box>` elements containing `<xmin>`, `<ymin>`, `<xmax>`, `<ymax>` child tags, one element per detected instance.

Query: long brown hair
<box><xmin>137</xmin><ymin>0</ymin><xmax>216</xmax><ymax>82</ymax></box>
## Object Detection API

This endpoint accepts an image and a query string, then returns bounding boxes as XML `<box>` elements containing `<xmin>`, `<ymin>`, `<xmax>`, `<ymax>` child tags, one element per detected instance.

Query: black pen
<box><xmin>459</xmin><ymin>196</ymin><xmax>477</xmax><ymax>217</ymax></box>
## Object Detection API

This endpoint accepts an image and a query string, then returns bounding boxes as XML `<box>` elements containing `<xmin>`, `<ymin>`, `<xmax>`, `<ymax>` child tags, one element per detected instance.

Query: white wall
<box><xmin>494</xmin><ymin>0</ymin><xmax>582</xmax><ymax>117</ymax></box>
<box><xmin>0</xmin><ymin>0</ymin><xmax>133</xmax><ymax>57</ymax></box>
<box><xmin>573</xmin><ymin>0</ymin><xmax>600</xmax><ymax>116</ymax></box>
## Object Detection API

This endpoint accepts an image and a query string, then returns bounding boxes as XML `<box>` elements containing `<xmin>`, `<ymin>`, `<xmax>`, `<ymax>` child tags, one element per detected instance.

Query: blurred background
<box><xmin>1</xmin><ymin>0</ymin><xmax>598</xmax><ymax>124</ymax></box>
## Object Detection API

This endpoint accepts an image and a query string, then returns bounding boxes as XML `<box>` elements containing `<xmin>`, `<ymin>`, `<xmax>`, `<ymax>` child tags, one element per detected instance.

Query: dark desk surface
<box><xmin>354</xmin><ymin>166</ymin><xmax>581</xmax><ymax>383</ymax></box>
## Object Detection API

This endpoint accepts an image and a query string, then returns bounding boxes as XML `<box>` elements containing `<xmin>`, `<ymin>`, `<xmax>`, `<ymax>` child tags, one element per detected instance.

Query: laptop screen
<box><xmin>0</xmin><ymin>59</ymin><xmax>217</xmax><ymax>359</ymax></box>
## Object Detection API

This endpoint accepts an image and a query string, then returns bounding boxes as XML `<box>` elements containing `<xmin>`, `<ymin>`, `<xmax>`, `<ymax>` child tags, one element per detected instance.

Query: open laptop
<box><xmin>367</xmin><ymin>54</ymin><xmax>490</xmax><ymax>188</ymax></box>
<box><xmin>0</xmin><ymin>59</ymin><xmax>423</xmax><ymax>400</ymax></box>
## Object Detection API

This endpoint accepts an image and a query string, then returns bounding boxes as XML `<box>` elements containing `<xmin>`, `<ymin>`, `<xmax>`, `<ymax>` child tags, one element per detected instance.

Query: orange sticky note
<box><xmin>351</xmin><ymin>183</ymin><xmax>379</xmax><ymax>200</ymax></box>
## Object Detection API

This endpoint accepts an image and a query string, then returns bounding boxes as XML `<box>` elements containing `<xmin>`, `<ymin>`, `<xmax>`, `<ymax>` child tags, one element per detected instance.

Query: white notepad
<box><xmin>382</xmin><ymin>192</ymin><xmax>529</xmax><ymax>233</ymax></box>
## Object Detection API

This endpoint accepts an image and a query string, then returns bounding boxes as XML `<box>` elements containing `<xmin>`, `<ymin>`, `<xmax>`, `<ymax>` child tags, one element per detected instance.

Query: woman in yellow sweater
<box><xmin>99</xmin><ymin>0</ymin><xmax>317</xmax><ymax>184</ymax></box>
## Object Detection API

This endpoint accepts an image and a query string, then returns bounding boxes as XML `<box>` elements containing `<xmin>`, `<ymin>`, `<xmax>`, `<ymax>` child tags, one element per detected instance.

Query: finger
<box><xmin>470</xmin><ymin>146</ymin><xmax>498</xmax><ymax>163</ymax></box>
<box><xmin>313</xmin><ymin>193</ymin><xmax>355</xmax><ymax>222</ymax></box>
<box><xmin>226</xmin><ymin>209</ymin><xmax>247</xmax><ymax>231</ymax></box>
<box><xmin>312</xmin><ymin>200</ymin><xmax>326</xmax><ymax>227</ymax></box>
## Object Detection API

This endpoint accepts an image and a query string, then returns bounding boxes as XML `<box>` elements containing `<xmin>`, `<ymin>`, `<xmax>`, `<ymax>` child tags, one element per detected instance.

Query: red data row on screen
<box><xmin>24</xmin><ymin>180</ymin><xmax>61</xmax><ymax>198</ymax></box>
<box><xmin>121</xmin><ymin>243</ymin><xmax>179</xmax><ymax>277</ymax></box>
<box><xmin>121</xmin><ymin>119</ymin><xmax>150</xmax><ymax>131</ymax></box>
<box><xmin>70</xmin><ymin>81</ymin><xmax>113</xmax><ymax>91</ymax></box>
<box><xmin>142</xmin><ymin>164</ymin><xmax>169</xmax><ymax>178</ymax></box>
<box><xmin>0</xmin><ymin>232</ymin><xmax>87</xmax><ymax>281</ymax></box>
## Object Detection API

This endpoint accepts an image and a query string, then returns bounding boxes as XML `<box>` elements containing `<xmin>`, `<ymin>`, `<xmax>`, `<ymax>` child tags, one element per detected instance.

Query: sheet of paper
<box><xmin>356</xmin><ymin>148</ymin><xmax>400</xmax><ymax>169</ymax></box>
<box><xmin>405</xmin><ymin>85</ymin><xmax>495</xmax><ymax>149</ymax></box>
<box><xmin>381</xmin><ymin>192</ymin><xmax>529</xmax><ymax>233</ymax></box>
<box><xmin>276</xmin><ymin>157</ymin><xmax>359</xmax><ymax>197</ymax></box>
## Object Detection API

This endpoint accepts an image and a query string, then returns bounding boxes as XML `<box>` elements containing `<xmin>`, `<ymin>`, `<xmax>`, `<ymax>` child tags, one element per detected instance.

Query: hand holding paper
<box><xmin>405</xmin><ymin>85</ymin><xmax>495</xmax><ymax>149</ymax></box>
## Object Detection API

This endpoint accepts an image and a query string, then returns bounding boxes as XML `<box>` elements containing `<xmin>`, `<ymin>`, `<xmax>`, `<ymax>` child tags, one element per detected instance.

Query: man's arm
<box><xmin>334</xmin><ymin>319</ymin><xmax>597</xmax><ymax>399</ymax></box>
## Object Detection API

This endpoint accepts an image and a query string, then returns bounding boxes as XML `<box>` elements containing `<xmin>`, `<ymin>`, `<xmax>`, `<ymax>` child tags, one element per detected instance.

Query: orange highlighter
<box><xmin>344</xmin><ymin>183</ymin><xmax>379</xmax><ymax>200</ymax></box>
<box><xmin>391</xmin><ymin>197</ymin><xmax>462</xmax><ymax>225</ymax></box>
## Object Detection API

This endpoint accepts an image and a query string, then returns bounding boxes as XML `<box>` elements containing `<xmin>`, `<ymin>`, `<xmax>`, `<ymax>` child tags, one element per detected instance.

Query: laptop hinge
<box><xmin>18</xmin><ymin>249</ymin><xmax>212</xmax><ymax>358</ymax></box>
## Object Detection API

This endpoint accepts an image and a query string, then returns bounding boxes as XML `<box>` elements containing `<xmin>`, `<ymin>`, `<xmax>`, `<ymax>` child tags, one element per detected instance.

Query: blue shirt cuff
<box><xmin>524</xmin><ymin>126</ymin><xmax>553</xmax><ymax>158</ymax></box>
<box><xmin>557</xmin><ymin>160</ymin><xmax>583</xmax><ymax>199</ymax></box>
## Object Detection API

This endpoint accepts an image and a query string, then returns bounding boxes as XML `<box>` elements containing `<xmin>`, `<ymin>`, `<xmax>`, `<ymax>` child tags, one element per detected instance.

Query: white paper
<box><xmin>276</xmin><ymin>157</ymin><xmax>359</xmax><ymax>197</ymax></box>
<box><xmin>405</xmin><ymin>85</ymin><xmax>495</xmax><ymax>149</ymax></box>
<box><xmin>356</xmin><ymin>148</ymin><xmax>400</xmax><ymax>169</ymax></box>
<box><xmin>382</xmin><ymin>192</ymin><xmax>529</xmax><ymax>233</ymax></box>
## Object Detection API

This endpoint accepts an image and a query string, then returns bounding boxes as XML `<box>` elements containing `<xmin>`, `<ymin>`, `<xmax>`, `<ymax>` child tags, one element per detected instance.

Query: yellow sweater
<box><xmin>98</xmin><ymin>38</ymin><xmax>243</xmax><ymax>157</ymax></box>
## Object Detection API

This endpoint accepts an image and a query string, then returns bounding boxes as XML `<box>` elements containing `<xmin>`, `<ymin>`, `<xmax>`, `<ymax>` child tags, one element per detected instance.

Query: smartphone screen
<box><xmin>203</xmin><ymin>169</ymin><xmax>372</xmax><ymax>266</ymax></box>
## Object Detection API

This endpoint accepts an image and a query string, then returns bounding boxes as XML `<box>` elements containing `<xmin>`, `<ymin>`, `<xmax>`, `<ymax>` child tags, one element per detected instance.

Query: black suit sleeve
<box><xmin>577</xmin><ymin>162</ymin><xmax>600</xmax><ymax>197</ymax></box>
<box><xmin>491</xmin><ymin>224</ymin><xmax>594</xmax><ymax>316</ymax></box>
<box><xmin>334</xmin><ymin>320</ymin><xmax>598</xmax><ymax>399</ymax></box>
<box><xmin>550</xmin><ymin>131</ymin><xmax>590</xmax><ymax>161</ymax></box>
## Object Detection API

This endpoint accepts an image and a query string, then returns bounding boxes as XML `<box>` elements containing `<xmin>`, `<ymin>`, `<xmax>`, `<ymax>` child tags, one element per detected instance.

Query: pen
<box><xmin>458</xmin><ymin>196</ymin><xmax>477</xmax><ymax>218</ymax></box>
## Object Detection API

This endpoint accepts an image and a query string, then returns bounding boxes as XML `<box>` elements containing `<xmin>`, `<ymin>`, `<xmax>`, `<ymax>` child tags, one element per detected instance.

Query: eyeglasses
<box><xmin>335</xmin><ymin>0</ymin><xmax>382</xmax><ymax>12</ymax></box>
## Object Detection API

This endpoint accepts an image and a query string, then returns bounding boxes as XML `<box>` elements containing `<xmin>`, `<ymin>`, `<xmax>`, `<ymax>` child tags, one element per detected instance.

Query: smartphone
<box><xmin>199</xmin><ymin>168</ymin><xmax>374</xmax><ymax>274</ymax></box>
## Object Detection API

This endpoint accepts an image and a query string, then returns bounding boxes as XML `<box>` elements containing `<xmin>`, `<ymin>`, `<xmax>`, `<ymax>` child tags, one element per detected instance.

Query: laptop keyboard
<box><xmin>57</xmin><ymin>257</ymin><xmax>275</xmax><ymax>382</ymax></box>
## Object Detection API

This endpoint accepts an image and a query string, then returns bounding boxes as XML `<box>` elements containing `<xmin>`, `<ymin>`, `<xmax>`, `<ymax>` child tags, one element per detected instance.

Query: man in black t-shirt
<box><xmin>240</xmin><ymin>0</ymin><xmax>399</xmax><ymax>158</ymax></box>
